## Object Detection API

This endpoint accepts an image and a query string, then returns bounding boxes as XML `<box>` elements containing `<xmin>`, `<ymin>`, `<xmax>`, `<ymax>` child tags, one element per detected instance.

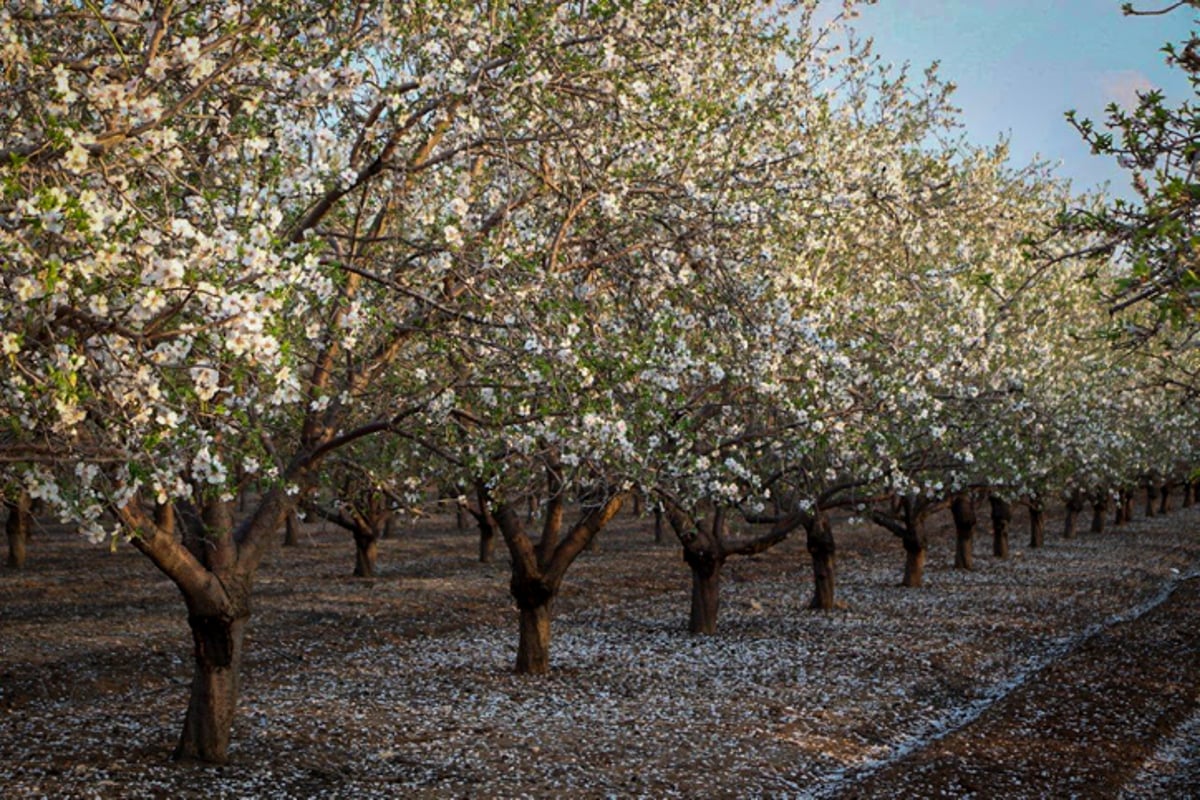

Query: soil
<box><xmin>2</xmin><ymin>500</ymin><xmax>1199</xmax><ymax>798</ymax></box>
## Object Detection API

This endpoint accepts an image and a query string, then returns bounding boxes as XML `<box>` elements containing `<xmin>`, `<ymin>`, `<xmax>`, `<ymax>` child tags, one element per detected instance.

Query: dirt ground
<box><xmin>2</xmin><ymin>500</ymin><xmax>1199</xmax><ymax>798</ymax></box>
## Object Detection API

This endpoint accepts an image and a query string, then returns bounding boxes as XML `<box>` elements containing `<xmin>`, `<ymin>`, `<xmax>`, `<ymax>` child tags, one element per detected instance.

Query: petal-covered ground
<box><xmin>2</xmin><ymin>502</ymin><xmax>1198</xmax><ymax>798</ymax></box>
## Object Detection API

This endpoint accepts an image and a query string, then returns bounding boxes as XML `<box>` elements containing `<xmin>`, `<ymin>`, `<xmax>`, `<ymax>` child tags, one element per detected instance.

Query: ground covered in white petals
<box><xmin>3</xmin><ymin>503</ymin><xmax>1199</xmax><ymax>798</ymax></box>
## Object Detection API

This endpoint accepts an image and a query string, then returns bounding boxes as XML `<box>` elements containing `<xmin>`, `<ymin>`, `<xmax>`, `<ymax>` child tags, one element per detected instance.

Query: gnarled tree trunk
<box><xmin>5</xmin><ymin>490</ymin><xmax>32</xmax><ymax>569</ymax></box>
<box><xmin>1090</xmin><ymin>496</ymin><xmax>1106</xmax><ymax>533</ymax></box>
<box><xmin>511</xmin><ymin>577</ymin><xmax>554</xmax><ymax>674</ymax></box>
<box><xmin>353</xmin><ymin>529</ymin><xmax>379</xmax><ymax>577</ymax></box>
<box><xmin>283</xmin><ymin>509</ymin><xmax>301</xmax><ymax>547</ymax></box>
<box><xmin>990</xmin><ymin>494</ymin><xmax>1012</xmax><ymax>559</ymax></box>
<box><xmin>685</xmin><ymin>548</ymin><xmax>723</xmax><ymax>634</ymax></box>
<box><xmin>902</xmin><ymin>533</ymin><xmax>927</xmax><ymax>588</ymax></box>
<box><xmin>1063</xmin><ymin>491</ymin><xmax>1084</xmax><ymax>540</ymax></box>
<box><xmin>805</xmin><ymin>510</ymin><xmax>836</xmax><ymax>610</ymax></box>
<box><xmin>951</xmin><ymin>493</ymin><xmax>976</xmax><ymax>570</ymax></box>
<box><xmin>175</xmin><ymin>605</ymin><xmax>249</xmax><ymax>762</ymax></box>
<box><xmin>1028</xmin><ymin>501</ymin><xmax>1045</xmax><ymax>549</ymax></box>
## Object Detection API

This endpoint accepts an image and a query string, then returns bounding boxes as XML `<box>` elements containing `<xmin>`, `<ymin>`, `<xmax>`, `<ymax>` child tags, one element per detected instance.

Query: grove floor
<box><xmin>2</xmin><ymin>500</ymin><xmax>1199</xmax><ymax>798</ymax></box>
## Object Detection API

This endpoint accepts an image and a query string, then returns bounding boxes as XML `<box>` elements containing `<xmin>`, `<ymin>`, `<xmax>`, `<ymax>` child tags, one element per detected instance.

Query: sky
<box><xmin>831</xmin><ymin>0</ymin><xmax>1196</xmax><ymax>199</ymax></box>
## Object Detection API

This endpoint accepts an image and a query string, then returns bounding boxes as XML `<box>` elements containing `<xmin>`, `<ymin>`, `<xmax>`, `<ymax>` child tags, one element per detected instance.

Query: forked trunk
<box><xmin>806</xmin><ymin>511</ymin><xmax>836</xmax><ymax>610</ymax></box>
<box><xmin>951</xmin><ymin>494</ymin><xmax>976</xmax><ymax>570</ymax></box>
<box><xmin>990</xmin><ymin>495</ymin><xmax>1011</xmax><ymax>559</ymax></box>
<box><xmin>353</xmin><ymin>531</ymin><xmax>378</xmax><ymax>577</ymax></box>
<box><xmin>1028</xmin><ymin>504</ymin><xmax>1045</xmax><ymax>548</ymax></box>
<box><xmin>174</xmin><ymin>613</ymin><xmax>248</xmax><ymax>764</ymax></box>
<box><xmin>685</xmin><ymin>549</ymin><xmax>723</xmax><ymax>634</ymax></box>
<box><xmin>5</xmin><ymin>491</ymin><xmax>31</xmax><ymax>569</ymax></box>
<box><xmin>1091</xmin><ymin>498</ymin><xmax>1107</xmax><ymax>534</ymax></box>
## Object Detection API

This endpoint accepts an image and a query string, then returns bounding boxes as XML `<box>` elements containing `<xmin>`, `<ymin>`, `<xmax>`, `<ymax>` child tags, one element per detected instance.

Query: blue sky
<box><xmin>835</xmin><ymin>0</ymin><xmax>1196</xmax><ymax>199</ymax></box>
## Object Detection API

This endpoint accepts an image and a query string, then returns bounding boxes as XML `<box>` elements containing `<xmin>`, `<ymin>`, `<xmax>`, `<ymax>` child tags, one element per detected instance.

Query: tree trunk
<box><xmin>685</xmin><ymin>548</ymin><xmax>723</xmax><ymax>634</ymax></box>
<box><xmin>902</xmin><ymin>537</ymin><xmax>926</xmax><ymax>588</ymax></box>
<box><xmin>990</xmin><ymin>495</ymin><xmax>1012</xmax><ymax>559</ymax></box>
<box><xmin>1114</xmin><ymin>489</ymin><xmax>1129</xmax><ymax>526</ymax></box>
<box><xmin>951</xmin><ymin>493</ymin><xmax>976</xmax><ymax>570</ymax></box>
<box><xmin>5</xmin><ymin>491</ymin><xmax>32</xmax><ymax>569</ymax></box>
<box><xmin>1183</xmin><ymin>481</ymin><xmax>1196</xmax><ymax>508</ymax></box>
<box><xmin>511</xmin><ymin>577</ymin><xmax>555</xmax><ymax>674</ymax></box>
<box><xmin>806</xmin><ymin>511</ymin><xmax>836</xmax><ymax>610</ymax></box>
<box><xmin>1144</xmin><ymin>484</ymin><xmax>1158</xmax><ymax>518</ymax></box>
<box><xmin>654</xmin><ymin>506</ymin><xmax>666</xmax><ymax>544</ymax></box>
<box><xmin>283</xmin><ymin>509</ymin><xmax>300</xmax><ymax>547</ymax></box>
<box><xmin>353</xmin><ymin>531</ymin><xmax>378</xmax><ymax>577</ymax></box>
<box><xmin>1029</xmin><ymin>504</ymin><xmax>1045</xmax><ymax>548</ymax></box>
<box><xmin>1091</xmin><ymin>497</ymin><xmax>1107</xmax><ymax>534</ymax></box>
<box><xmin>1159</xmin><ymin>483</ymin><xmax>1172</xmax><ymax>515</ymax></box>
<box><xmin>174</xmin><ymin>612</ymin><xmax>248</xmax><ymax>763</ymax></box>
<box><xmin>479</xmin><ymin>522</ymin><xmax>496</xmax><ymax>563</ymax></box>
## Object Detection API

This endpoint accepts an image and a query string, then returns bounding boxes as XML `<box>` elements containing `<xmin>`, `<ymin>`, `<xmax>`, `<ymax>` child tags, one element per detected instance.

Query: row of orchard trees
<box><xmin>2</xmin><ymin>0</ymin><xmax>1197</xmax><ymax>765</ymax></box>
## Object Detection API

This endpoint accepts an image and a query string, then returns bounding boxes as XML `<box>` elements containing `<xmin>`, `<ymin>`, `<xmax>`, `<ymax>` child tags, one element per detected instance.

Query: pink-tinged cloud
<box><xmin>1100</xmin><ymin>70</ymin><xmax>1156</xmax><ymax>109</ymax></box>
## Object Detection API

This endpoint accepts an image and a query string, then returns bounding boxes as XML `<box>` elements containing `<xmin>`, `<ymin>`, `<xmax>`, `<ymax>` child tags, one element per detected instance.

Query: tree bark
<box><xmin>512</xmin><ymin>577</ymin><xmax>554</xmax><ymax>675</ymax></box>
<box><xmin>902</xmin><ymin>537</ymin><xmax>926</xmax><ymax>588</ymax></box>
<box><xmin>353</xmin><ymin>530</ymin><xmax>378</xmax><ymax>577</ymax></box>
<box><xmin>951</xmin><ymin>493</ymin><xmax>976</xmax><ymax>570</ymax></box>
<box><xmin>654</xmin><ymin>505</ymin><xmax>666</xmax><ymax>544</ymax></box>
<box><xmin>990</xmin><ymin>494</ymin><xmax>1012</xmax><ymax>559</ymax></box>
<box><xmin>1063</xmin><ymin>491</ymin><xmax>1084</xmax><ymax>540</ymax></box>
<box><xmin>1114</xmin><ymin>489</ymin><xmax>1130</xmax><ymax>526</ymax></box>
<box><xmin>283</xmin><ymin>509</ymin><xmax>301</xmax><ymax>547</ymax></box>
<box><xmin>806</xmin><ymin>511</ymin><xmax>836</xmax><ymax>610</ymax></box>
<box><xmin>1159</xmin><ymin>483</ymin><xmax>1172</xmax><ymax>515</ymax></box>
<box><xmin>1145</xmin><ymin>484</ymin><xmax>1158</xmax><ymax>518</ymax></box>
<box><xmin>1029</xmin><ymin>503</ymin><xmax>1045</xmax><ymax>548</ymax></box>
<box><xmin>174</xmin><ymin>611</ymin><xmax>248</xmax><ymax>763</ymax></box>
<box><xmin>1091</xmin><ymin>496</ymin><xmax>1107</xmax><ymax>534</ymax></box>
<box><xmin>5</xmin><ymin>491</ymin><xmax>31</xmax><ymax>569</ymax></box>
<box><xmin>1183</xmin><ymin>481</ymin><xmax>1196</xmax><ymax>508</ymax></box>
<box><xmin>685</xmin><ymin>548</ymin><xmax>723</xmax><ymax>634</ymax></box>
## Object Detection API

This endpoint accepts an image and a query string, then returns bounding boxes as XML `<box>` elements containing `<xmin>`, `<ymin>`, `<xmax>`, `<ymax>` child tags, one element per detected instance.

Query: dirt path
<box><xmin>837</xmin><ymin>574</ymin><xmax>1200</xmax><ymax>799</ymax></box>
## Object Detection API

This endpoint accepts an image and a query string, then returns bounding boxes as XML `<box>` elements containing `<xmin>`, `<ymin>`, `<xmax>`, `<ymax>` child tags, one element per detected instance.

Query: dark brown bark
<box><xmin>1145</xmin><ymin>484</ymin><xmax>1158</xmax><ymax>518</ymax></box>
<box><xmin>283</xmin><ymin>509</ymin><xmax>301</xmax><ymax>547</ymax></box>
<box><xmin>654</xmin><ymin>505</ymin><xmax>666</xmax><ymax>544</ymax></box>
<box><xmin>951</xmin><ymin>493</ymin><xmax>977</xmax><ymax>570</ymax></box>
<box><xmin>174</xmin><ymin>609</ymin><xmax>248</xmax><ymax>763</ymax></box>
<box><xmin>1091</xmin><ymin>496</ymin><xmax>1107</xmax><ymax>534</ymax></box>
<box><xmin>1114</xmin><ymin>489</ymin><xmax>1130</xmax><ymax>526</ymax></box>
<box><xmin>990</xmin><ymin>495</ymin><xmax>1012</xmax><ymax>559</ymax></box>
<box><xmin>872</xmin><ymin>496</ymin><xmax>943</xmax><ymax>588</ymax></box>
<box><xmin>512</xmin><ymin>578</ymin><xmax>553</xmax><ymax>674</ymax></box>
<box><xmin>805</xmin><ymin>510</ymin><xmax>836</xmax><ymax>610</ymax></box>
<box><xmin>1159</xmin><ymin>483</ymin><xmax>1172</xmax><ymax>515</ymax></box>
<box><xmin>5</xmin><ymin>490</ymin><xmax>31</xmax><ymax>569</ymax></box>
<box><xmin>1064</xmin><ymin>491</ymin><xmax>1085</xmax><ymax>540</ymax></box>
<box><xmin>1184</xmin><ymin>481</ymin><xmax>1196</xmax><ymax>508</ymax></box>
<box><xmin>902</xmin><ymin>537</ymin><xmax>927</xmax><ymax>588</ymax></box>
<box><xmin>495</xmin><ymin>489</ymin><xmax>628</xmax><ymax>674</ymax></box>
<box><xmin>1028</xmin><ymin>503</ymin><xmax>1045</xmax><ymax>548</ymax></box>
<box><xmin>353</xmin><ymin>531</ymin><xmax>378</xmax><ymax>577</ymax></box>
<box><xmin>685</xmin><ymin>548</ymin><xmax>723</xmax><ymax>635</ymax></box>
